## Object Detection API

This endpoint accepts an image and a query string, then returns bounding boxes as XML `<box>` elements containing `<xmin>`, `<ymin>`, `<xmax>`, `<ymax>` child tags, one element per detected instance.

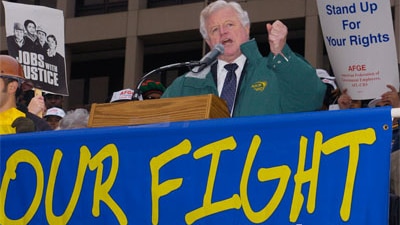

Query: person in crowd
<box><xmin>338</xmin><ymin>84</ymin><xmax>400</xmax><ymax>154</ymax></box>
<box><xmin>162</xmin><ymin>0</ymin><xmax>326</xmax><ymax>117</ymax></box>
<box><xmin>45</xmin><ymin>34</ymin><xmax>66</xmax><ymax>88</ymax></box>
<box><xmin>338</xmin><ymin>85</ymin><xmax>400</xmax><ymax>111</ymax></box>
<box><xmin>23</xmin><ymin>19</ymin><xmax>38</xmax><ymax>50</ymax></box>
<box><xmin>140</xmin><ymin>79</ymin><xmax>166</xmax><ymax>100</ymax></box>
<box><xmin>26</xmin><ymin>94</ymin><xmax>46</xmax><ymax>117</ymax></box>
<box><xmin>46</xmin><ymin>35</ymin><xmax>65</xmax><ymax>66</ymax></box>
<box><xmin>338</xmin><ymin>84</ymin><xmax>400</xmax><ymax>224</ymax></box>
<box><xmin>6</xmin><ymin>22</ymin><xmax>31</xmax><ymax>58</ymax></box>
<box><xmin>337</xmin><ymin>88</ymin><xmax>364</xmax><ymax>109</ymax></box>
<box><xmin>35</xmin><ymin>25</ymin><xmax>49</xmax><ymax>56</ymax></box>
<box><xmin>369</xmin><ymin>86</ymin><xmax>400</xmax><ymax>225</ymax></box>
<box><xmin>17</xmin><ymin>80</ymin><xmax>35</xmax><ymax>107</ymax></box>
<box><xmin>44</xmin><ymin>107</ymin><xmax>65</xmax><ymax>130</ymax></box>
<box><xmin>57</xmin><ymin>108</ymin><xmax>89</xmax><ymax>130</ymax></box>
<box><xmin>15</xmin><ymin>79</ymin><xmax>48</xmax><ymax>118</ymax></box>
<box><xmin>44</xmin><ymin>93</ymin><xmax>64</xmax><ymax>109</ymax></box>
<box><xmin>316</xmin><ymin>69</ymin><xmax>340</xmax><ymax>110</ymax></box>
<box><xmin>0</xmin><ymin>54</ymin><xmax>50</xmax><ymax>134</ymax></box>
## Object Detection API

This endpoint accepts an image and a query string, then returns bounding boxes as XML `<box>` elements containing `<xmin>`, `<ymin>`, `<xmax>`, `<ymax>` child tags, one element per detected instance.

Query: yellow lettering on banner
<box><xmin>290</xmin><ymin>133</ymin><xmax>322</xmax><ymax>222</ymax></box>
<box><xmin>87</xmin><ymin>144</ymin><xmax>127</xmax><ymax>225</ymax></box>
<box><xmin>321</xmin><ymin>128</ymin><xmax>376</xmax><ymax>221</ymax></box>
<box><xmin>45</xmin><ymin>148</ymin><xmax>92</xmax><ymax>224</ymax></box>
<box><xmin>241</xmin><ymin>135</ymin><xmax>291</xmax><ymax>223</ymax></box>
<box><xmin>0</xmin><ymin>150</ymin><xmax>44</xmax><ymax>225</ymax></box>
<box><xmin>150</xmin><ymin>139</ymin><xmax>192</xmax><ymax>225</ymax></box>
<box><xmin>185</xmin><ymin>136</ymin><xmax>241</xmax><ymax>225</ymax></box>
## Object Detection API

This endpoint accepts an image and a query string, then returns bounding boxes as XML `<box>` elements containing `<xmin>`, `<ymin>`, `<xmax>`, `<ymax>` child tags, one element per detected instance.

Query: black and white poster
<box><xmin>3</xmin><ymin>1</ymin><xmax>68</xmax><ymax>96</ymax></box>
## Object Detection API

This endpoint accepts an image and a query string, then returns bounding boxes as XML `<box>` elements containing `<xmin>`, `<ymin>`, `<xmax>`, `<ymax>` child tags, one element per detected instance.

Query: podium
<box><xmin>88</xmin><ymin>94</ymin><xmax>230</xmax><ymax>127</ymax></box>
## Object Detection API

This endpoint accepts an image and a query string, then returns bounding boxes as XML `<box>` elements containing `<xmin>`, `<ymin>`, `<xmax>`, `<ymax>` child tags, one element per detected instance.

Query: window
<box><xmin>8</xmin><ymin>0</ymin><xmax>56</xmax><ymax>8</ymax></box>
<box><xmin>75</xmin><ymin>0</ymin><xmax>128</xmax><ymax>17</ymax></box>
<box><xmin>147</xmin><ymin>0</ymin><xmax>204</xmax><ymax>8</ymax></box>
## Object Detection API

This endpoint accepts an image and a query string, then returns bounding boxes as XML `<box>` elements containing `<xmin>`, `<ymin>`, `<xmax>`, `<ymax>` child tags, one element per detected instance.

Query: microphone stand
<box><xmin>132</xmin><ymin>61</ymin><xmax>201</xmax><ymax>100</ymax></box>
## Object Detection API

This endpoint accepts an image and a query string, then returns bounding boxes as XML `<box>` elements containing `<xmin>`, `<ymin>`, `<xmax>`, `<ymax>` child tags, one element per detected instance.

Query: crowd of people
<box><xmin>0</xmin><ymin>53</ymin><xmax>167</xmax><ymax>133</ymax></box>
<box><xmin>0</xmin><ymin>0</ymin><xmax>398</xmax><ymax>223</ymax></box>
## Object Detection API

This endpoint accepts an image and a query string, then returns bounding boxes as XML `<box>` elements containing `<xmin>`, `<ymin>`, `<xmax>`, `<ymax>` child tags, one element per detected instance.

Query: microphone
<box><xmin>197</xmin><ymin>43</ymin><xmax>224</xmax><ymax>72</ymax></box>
<box><xmin>132</xmin><ymin>61</ymin><xmax>201</xmax><ymax>100</ymax></box>
<box><xmin>132</xmin><ymin>44</ymin><xmax>224</xmax><ymax>100</ymax></box>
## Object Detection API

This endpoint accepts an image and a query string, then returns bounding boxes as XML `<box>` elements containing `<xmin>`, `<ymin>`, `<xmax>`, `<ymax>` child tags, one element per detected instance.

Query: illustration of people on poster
<box><xmin>3</xmin><ymin>1</ymin><xmax>68</xmax><ymax>96</ymax></box>
<box><xmin>317</xmin><ymin>0</ymin><xmax>399</xmax><ymax>100</ymax></box>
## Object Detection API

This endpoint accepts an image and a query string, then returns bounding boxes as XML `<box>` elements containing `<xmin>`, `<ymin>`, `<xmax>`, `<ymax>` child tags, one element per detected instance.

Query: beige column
<box><xmin>124</xmin><ymin>0</ymin><xmax>145</xmax><ymax>88</ymax></box>
<box><xmin>63</xmin><ymin>48</ymin><xmax>72</xmax><ymax>110</ymax></box>
<box><xmin>56</xmin><ymin>0</ymin><xmax>75</xmax><ymax>109</ymax></box>
<box><xmin>304</xmin><ymin>0</ymin><xmax>324</xmax><ymax>69</ymax></box>
<box><xmin>57</xmin><ymin>0</ymin><xmax>75</xmax><ymax>18</ymax></box>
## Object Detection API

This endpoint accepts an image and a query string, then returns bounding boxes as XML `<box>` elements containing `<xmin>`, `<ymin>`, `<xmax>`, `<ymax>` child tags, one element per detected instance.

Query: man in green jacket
<box><xmin>162</xmin><ymin>0</ymin><xmax>326</xmax><ymax>117</ymax></box>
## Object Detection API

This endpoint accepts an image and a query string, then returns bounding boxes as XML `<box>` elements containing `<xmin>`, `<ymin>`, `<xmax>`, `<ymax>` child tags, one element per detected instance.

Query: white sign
<box><xmin>3</xmin><ymin>1</ymin><xmax>68</xmax><ymax>96</ymax></box>
<box><xmin>317</xmin><ymin>0</ymin><xmax>399</xmax><ymax>100</ymax></box>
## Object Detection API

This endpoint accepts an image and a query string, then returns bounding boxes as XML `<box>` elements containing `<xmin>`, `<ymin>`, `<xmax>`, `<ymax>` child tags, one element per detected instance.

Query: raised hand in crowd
<box><xmin>377</xmin><ymin>84</ymin><xmax>400</xmax><ymax>108</ymax></box>
<box><xmin>337</xmin><ymin>88</ymin><xmax>362</xmax><ymax>109</ymax></box>
<box><xmin>27</xmin><ymin>94</ymin><xmax>46</xmax><ymax>116</ymax></box>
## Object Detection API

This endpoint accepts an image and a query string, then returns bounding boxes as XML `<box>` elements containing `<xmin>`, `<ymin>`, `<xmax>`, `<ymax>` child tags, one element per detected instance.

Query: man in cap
<box><xmin>6</xmin><ymin>22</ymin><xmax>30</xmax><ymax>58</ymax></box>
<box><xmin>35</xmin><ymin>25</ymin><xmax>49</xmax><ymax>56</ymax></box>
<box><xmin>0</xmin><ymin>55</ymin><xmax>50</xmax><ymax>134</ymax></box>
<box><xmin>44</xmin><ymin>107</ymin><xmax>65</xmax><ymax>130</ymax></box>
<box><xmin>140</xmin><ymin>79</ymin><xmax>166</xmax><ymax>100</ymax></box>
<box><xmin>44</xmin><ymin>93</ymin><xmax>64</xmax><ymax>109</ymax></box>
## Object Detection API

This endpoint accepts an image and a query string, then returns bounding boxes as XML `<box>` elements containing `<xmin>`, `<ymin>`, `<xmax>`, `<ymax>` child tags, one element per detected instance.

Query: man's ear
<box><xmin>7</xmin><ymin>81</ymin><xmax>19</xmax><ymax>94</ymax></box>
<box><xmin>244</xmin><ymin>24</ymin><xmax>250</xmax><ymax>37</ymax></box>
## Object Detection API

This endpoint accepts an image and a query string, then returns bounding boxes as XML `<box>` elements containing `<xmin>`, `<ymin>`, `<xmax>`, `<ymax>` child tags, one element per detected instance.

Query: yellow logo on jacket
<box><xmin>251</xmin><ymin>81</ymin><xmax>267</xmax><ymax>91</ymax></box>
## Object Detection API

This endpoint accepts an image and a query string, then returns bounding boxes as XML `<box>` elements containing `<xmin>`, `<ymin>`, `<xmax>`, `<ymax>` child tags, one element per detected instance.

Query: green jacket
<box><xmin>162</xmin><ymin>39</ymin><xmax>326</xmax><ymax>117</ymax></box>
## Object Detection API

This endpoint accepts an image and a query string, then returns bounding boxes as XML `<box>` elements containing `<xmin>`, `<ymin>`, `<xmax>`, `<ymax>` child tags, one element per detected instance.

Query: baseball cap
<box><xmin>44</xmin><ymin>107</ymin><xmax>66</xmax><ymax>118</ymax></box>
<box><xmin>110</xmin><ymin>88</ymin><xmax>135</xmax><ymax>103</ymax></box>
<box><xmin>14</xmin><ymin>22</ymin><xmax>24</xmax><ymax>31</ymax></box>
<box><xmin>36</xmin><ymin>26</ymin><xmax>46</xmax><ymax>35</ymax></box>
<box><xmin>316</xmin><ymin>69</ymin><xmax>337</xmax><ymax>90</ymax></box>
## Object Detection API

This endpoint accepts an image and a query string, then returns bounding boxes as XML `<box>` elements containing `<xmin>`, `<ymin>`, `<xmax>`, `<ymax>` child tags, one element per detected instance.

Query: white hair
<box><xmin>199</xmin><ymin>0</ymin><xmax>250</xmax><ymax>40</ymax></box>
<box><xmin>57</xmin><ymin>108</ymin><xmax>89</xmax><ymax>130</ymax></box>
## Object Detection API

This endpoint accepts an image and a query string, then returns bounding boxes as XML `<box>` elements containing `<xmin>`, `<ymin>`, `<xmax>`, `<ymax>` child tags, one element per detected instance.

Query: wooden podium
<box><xmin>88</xmin><ymin>94</ymin><xmax>230</xmax><ymax>127</ymax></box>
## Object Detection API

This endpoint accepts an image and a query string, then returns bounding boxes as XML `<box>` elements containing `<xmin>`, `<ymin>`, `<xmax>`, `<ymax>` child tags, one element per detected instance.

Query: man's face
<box><xmin>26</xmin><ymin>23</ymin><xmax>36</xmax><ymax>36</ymax></box>
<box><xmin>37</xmin><ymin>31</ymin><xmax>46</xmax><ymax>42</ymax></box>
<box><xmin>48</xmin><ymin>37</ymin><xmax>56</xmax><ymax>49</ymax></box>
<box><xmin>0</xmin><ymin>78</ymin><xmax>16</xmax><ymax>110</ymax></box>
<box><xmin>14</xmin><ymin>29</ymin><xmax>24</xmax><ymax>41</ymax></box>
<box><xmin>45</xmin><ymin>94</ymin><xmax>63</xmax><ymax>109</ymax></box>
<box><xmin>143</xmin><ymin>92</ymin><xmax>162</xmax><ymax>100</ymax></box>
<box><xmin>205</xmin><ymin>7</ymin><xmax>249</xmax><ymax>63</ymax></box>
<box><xmin>45</xmin><ymin>115</ymin><xmax>61</xmax><ymax>130</ymax></box>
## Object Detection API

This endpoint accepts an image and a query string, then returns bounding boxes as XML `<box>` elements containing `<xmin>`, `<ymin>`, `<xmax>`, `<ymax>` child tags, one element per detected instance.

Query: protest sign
<box><xmin>3</xmin><ymin>1</ymin><xmax>68</xmax><ymax>95</ymax></box>
<box><xmin>317</xmin><ymin>0</ymin><xmax>399</xmax><ymax>99</ymax></box>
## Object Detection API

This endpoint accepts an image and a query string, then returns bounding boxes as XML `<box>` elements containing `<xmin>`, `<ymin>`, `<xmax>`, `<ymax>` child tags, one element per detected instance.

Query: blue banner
<box><xmin>0</xmin><ymin>107</ymin><xmax>393</xmax><ymax>224</ymax></box>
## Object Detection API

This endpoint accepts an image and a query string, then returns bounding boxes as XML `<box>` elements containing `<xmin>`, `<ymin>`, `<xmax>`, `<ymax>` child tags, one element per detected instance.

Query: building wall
<box><xmin>1</xmin><ymin>0</ymin><xmax>400</xmax><ymax>109</ymax></box>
